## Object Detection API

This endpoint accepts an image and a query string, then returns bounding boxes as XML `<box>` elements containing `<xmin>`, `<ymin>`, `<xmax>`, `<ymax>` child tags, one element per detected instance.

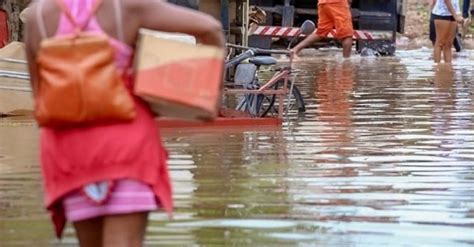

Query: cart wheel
<box><xmin>260</xmin><ymin>79</ymin><xmax>306</xmax><ymax>117</ymax></box>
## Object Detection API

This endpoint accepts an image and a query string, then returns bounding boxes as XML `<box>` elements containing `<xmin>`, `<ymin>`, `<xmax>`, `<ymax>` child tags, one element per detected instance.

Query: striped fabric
<box><xmin>63</xmin><ymin>179</ymin><xmax>159</xmax><ymax>222</ymax></box>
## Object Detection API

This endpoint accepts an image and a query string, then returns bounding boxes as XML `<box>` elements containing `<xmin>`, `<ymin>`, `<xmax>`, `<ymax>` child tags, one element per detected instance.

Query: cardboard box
<box><xmin>138</xmin><ymin>30</ymin><xmax>197</xmax><ymax>45</ymax></box>
<box><xmin>134</xmin><ymin>29</ymin><xmax>224</xmax><ymax>121</ymax></box>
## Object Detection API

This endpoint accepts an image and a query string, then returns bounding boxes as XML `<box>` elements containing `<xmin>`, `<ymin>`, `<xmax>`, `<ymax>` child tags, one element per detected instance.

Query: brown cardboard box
<box><xmin>134</xmin><ymin>30</ymin><xmax>225</xmax><ymax>121</ymax></box>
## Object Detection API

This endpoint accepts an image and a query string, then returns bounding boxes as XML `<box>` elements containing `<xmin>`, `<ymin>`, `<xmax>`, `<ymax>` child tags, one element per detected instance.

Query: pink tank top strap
<box><xmin>111</xmin><ymin>0</ymin><xmax>125</xmax><ymax>43</ymax></box>
<box><xmin>54</xmin><ymin>0</ymin><xmax>103</xmax><ymax>36</ymax></box>
<box><xmin>54</xmin><ymin>0</ymin><xmax>103</xmax><ymax>33</ymax></box>
<box><xmin>36</xmin><ymin>0</ymin><xmax>125</xmax><ymax>42</ymax></box>
<box><xmin>36</xmin><ymin>0</ymin><xmax>132</xmax><ymax>70</ymax></box>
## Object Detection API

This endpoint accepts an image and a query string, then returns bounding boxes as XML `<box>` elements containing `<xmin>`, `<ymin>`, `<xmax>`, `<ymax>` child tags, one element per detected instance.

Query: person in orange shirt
<box><xmin>293</xmin><ymin>0</ymin><xmax>354</xmax><ymax>58</ymax></box>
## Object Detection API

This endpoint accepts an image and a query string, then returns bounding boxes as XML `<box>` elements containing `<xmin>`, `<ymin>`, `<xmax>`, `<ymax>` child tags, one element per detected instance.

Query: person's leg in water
<box><xmin>463</xmin><ymin>0</ymin><xmax>471</xmax><ymax>19</ymax></box>
<box><xmin>333</xmin><ymin>1</ymin><xmax>354</xmax><ymax>58</ymax></box>
<box><xmin>73</xmin><ymin>217</ymin><xmax>103</xmax><ymax>247</ymax></box>
<box><xmin>292</xmin><ymin>4</ymin><xmax>331</xmax><ymax>55</ymax></box>
<box><xmin>443</xmin><ymin>21</ymin><xmax>458</xmax><ymax>63</ymax></box>
<box><xmin>292</xmin><ymin>33</ymin><xmax>323</xmax><ymax>55</ymax></box>
<box><xmin>434</xmin><ymin>19</ymin><xmax>453</xmax><ymax>63</ymax></box>
<box><xmin>341</xmin><ymin>37</ymin><xmax>353</xmax><ymax>58</ymax></box>
<box><xmin>462</xmin><ymin>0</ymin><xmax>471</xmax><ymax>32</ymax></box>
<box><xmin>102</xmin><ymin>212</ymin><xmax>148</xmax><ymax>247</ymax></box>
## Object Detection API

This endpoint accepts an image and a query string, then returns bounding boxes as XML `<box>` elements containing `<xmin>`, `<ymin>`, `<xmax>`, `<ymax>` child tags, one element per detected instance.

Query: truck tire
<box><xmin>168</xmin><ymin>0</ymin><xmax>199</xmax><ymax>10</ymax></box>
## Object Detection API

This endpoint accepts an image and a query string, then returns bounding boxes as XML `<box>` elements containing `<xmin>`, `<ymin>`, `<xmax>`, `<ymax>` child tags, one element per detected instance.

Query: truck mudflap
<box><xmin>250</xmin><ymin>26</ymin><xmax>393</xmax><ymax>41</ymax></box>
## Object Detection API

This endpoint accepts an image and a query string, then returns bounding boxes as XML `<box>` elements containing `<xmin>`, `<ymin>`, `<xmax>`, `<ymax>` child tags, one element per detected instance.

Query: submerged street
<box><xmin>1</xmin><ymin>49</ymin><xmax>473</xmax><ymax>246</ymax></box>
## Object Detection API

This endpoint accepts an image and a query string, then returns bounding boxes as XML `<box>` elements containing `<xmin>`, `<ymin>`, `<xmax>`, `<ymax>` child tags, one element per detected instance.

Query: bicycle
<box><xmin>224</xmin><ymin>45</ymin><xmax>305</xmax><ymax>118</ymax></box>
<box><xmin>223</xmin><ymin>20</ymin><xmax>315</xmax><ymax>119</ymax></box>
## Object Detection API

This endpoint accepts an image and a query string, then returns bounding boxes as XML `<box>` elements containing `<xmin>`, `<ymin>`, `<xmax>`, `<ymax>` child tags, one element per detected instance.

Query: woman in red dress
<box><xmin>24</xmin><ymin>0</ymin><xmax>224</xmax><ymax>246</ymax></box>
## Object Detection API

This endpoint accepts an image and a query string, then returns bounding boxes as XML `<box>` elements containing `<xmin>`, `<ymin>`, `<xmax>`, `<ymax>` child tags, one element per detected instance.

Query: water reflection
<box><xmin>0</xmin><ymin>49</ymin><xmax>473</xmax><ymax>246</ymax></box>
<box><xmin>148</xmin><ymin>128</ymin><xmax>292</xmax><ymax>246</ymax></box>
<box><xmin>317</xmin><ymin>60</ymin><xmax>354</xmax><ymax>146</ymax></box>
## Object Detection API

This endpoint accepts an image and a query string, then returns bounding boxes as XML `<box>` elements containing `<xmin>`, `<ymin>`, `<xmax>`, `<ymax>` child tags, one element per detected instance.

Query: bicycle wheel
<box><xmin>235</xmin><ymin>88</ymin><xmax>276</xmax><ymax>117</ymax></box>
<box><xmin>260</xmin><ymin>79</ymin><xmax>306</xmax><ymax>117</ymax></box>
<box><xmin>236</xmin><ymin>93</ymin><xmax>264</xmax><ymax>117</ymax></box>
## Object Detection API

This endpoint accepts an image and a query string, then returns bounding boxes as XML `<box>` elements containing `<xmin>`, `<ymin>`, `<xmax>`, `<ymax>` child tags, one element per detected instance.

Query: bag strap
<box><xmin>54</xmin><ymin>0</ymin><xmax>103</xmax><ymax>33</ymax></box>
<box><xmin>113</xmin><ymin>0</ymin><xmax>125</xmax><ymax>42</ymax></box>
<box><xmin>36</xmin><ymin>1</ymin><xmax>48</xmax><ymax>39</ymax></box>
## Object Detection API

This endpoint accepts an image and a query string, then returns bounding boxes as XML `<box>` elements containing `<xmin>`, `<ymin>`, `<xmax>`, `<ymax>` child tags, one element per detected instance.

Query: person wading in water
<box><xmin>292</xmin><ymin>0</ymin><xmax>354</xmax><ymax>58</ymax></box>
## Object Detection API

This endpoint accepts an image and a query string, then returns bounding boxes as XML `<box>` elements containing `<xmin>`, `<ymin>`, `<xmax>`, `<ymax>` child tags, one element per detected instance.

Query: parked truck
<box><xmin>169</xmin><ymin>0</ymin><xmax>407</xmax><ymax>55</ymax></box>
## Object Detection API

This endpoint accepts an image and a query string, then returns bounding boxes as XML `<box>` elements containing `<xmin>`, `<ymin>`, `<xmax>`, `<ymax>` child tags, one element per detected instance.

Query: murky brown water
<box><xmin>1</xmin><ymin>49</ymin><xmax>474</xmax><ymax>246</ymax></box>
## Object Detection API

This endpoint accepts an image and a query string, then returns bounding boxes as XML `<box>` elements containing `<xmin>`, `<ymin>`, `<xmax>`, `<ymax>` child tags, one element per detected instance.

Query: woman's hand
<box><xmin>455</xmin><ymin>15</ymin><xmax>464</xmax><ymax>23</ymax></box>
<box><xmin>463</xmin><ymin>17</ymin><xmax>471</xmax><ymax>28</ymax></box>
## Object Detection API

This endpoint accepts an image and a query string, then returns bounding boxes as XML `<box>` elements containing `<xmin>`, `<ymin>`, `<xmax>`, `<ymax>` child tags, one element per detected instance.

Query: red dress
<box><xmin>37</xmin><ymin>0</ymin><xmax>173</xmax><ymax>238</ymax></box>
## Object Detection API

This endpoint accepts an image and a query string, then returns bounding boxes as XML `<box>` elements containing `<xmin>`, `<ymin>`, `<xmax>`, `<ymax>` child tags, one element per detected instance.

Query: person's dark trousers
<box><xmin>464</xmin><ymin>0</ymin><xmax>471</xmax><ymax>18</ymax></box>
<box><xmin>430</xmin><ymin>14</ymin><xmax>436</xmax><ymax>45</ymax></box>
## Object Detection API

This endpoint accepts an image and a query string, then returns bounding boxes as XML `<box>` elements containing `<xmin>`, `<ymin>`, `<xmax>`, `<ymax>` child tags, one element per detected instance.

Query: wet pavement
<box><xmin>1</xmin><ymin>49</ymin><xmax>473</xmax><ymax>246</ymax></box>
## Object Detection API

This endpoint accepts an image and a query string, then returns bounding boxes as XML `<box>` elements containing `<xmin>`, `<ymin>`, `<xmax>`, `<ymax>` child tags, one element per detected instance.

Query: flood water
<box><xmin>1</xmin><ymin>49</ymin><xmax>474</xmax><ymax>246</ymax></box>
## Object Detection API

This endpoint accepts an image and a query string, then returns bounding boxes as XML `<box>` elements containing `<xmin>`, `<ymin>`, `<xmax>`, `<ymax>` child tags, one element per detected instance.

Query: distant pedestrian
<box><xmin>462</xmin><ymin>0</ymin><xmax>472</xmax><ymax>34</ymax></box>
<box><xmin>24</xmin><ymin>0</ymin><xmax>224</xmax><ymax>246</ymax></box>
<box><xmin>293</xmin><ymin>0</ymin><xmax>354</xmax><ymax>58</ymax></box>
<box><xmin>431</xmin><ymin>0</ymin><xmax>464</xmax><ymax>63</ymax></box>
<box><xmin>463</xmin><ymin>0</ymin><xmax>472</xmax><ymax>21</ymax></box>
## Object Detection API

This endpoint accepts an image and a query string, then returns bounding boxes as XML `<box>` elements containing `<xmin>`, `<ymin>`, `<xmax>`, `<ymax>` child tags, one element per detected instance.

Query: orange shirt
<box><xmin>318</xmin><ymin>0</ymin><xmax>345</xmax><ymax>4</ymax></box>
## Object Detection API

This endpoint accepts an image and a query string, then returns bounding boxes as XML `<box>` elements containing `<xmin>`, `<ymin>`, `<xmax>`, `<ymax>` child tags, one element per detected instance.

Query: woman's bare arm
<box><xmin>24</xmin><ymin>5</ymin><xmax>40</xmax><ymax>97</ymax></box>
<box><xmin>130</xmin><ymin>1</ymin><xmax>225</xmax><ymax>48</ymax></box>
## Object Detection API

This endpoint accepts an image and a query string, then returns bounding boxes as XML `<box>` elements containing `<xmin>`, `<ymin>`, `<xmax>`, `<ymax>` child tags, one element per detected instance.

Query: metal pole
<box><xmin>242</xmin><ymin>0</ymin><xmax>249</xmax><ymax>46</ymax></box>
<box><xmin>282</xmin><ymin>0</ymin><xmax>294</xmax><ymax>27</ymax></box>
<box><xmin>220</xmin><ymin>0</ymin><xmax>230</xmax><ymax>41</ymax></box>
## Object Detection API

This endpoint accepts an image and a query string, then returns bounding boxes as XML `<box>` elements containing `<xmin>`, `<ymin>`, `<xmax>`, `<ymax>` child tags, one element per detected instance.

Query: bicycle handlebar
<box><xmin>226</xmin><ymin>44</ymin><xmax>292</xmax><ymax>56</ymax></box>
<box><xmin>225</xmin><ymin>50</ymin><xmax>255</xmax><ymax>69</ymax></box>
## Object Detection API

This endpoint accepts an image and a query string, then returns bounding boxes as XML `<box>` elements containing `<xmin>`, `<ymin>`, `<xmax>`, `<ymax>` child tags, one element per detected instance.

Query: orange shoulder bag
<box><xmin>34</xmin><ymin>0</ymin><xmax>136</xmax><ymax>127</ymax></box>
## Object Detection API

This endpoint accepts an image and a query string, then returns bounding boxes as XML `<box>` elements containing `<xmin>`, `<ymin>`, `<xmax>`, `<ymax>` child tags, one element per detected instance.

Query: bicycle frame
<box><xmin>224</xmin><ymin>44</ymin><xmax>295</xmax><ymax>119</ymax></box>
